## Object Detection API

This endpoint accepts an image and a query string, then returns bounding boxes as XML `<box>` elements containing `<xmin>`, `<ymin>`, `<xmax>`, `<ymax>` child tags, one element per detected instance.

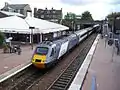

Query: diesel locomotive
<box><xmin>32</xmin><ymin>26</ymin><xmax>99</xmax><ymax>68</ymax></box>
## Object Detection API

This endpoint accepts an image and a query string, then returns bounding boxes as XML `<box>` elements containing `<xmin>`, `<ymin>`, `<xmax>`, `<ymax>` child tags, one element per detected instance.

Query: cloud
<box><xmin>0</xmin><ymin>0</ymin><xmax>10</xmax><ymax>8</ymax></box>
<box><xmin>111</xmin><ymin>0</ymin><xmax>120</xmax><ymax>5</ymax></box>
<box><xmin>60</xmin><ymin>0</ymin><xmax>95</xmax><ymax>5</ymax></box>
<box><xmin>0</xmin><ymin>0</ymin><xmax>119</xmax><ymax>20</ymax></box>
<box><xmin>60</xmin><ymin>0</ymin><xmax>120</xmax><ymax>5</ymax></box>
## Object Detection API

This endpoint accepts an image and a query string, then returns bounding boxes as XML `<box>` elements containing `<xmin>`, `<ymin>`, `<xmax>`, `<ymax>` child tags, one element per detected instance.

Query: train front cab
<box><xmin>32</xmin><ymin>45</ymin><xmax>56</xmax><ymax>68</ymax></box>
<box><xmin>32</xmin><ymin>46</ymin><xmax>49</xmax><ymax>68</ymax></box>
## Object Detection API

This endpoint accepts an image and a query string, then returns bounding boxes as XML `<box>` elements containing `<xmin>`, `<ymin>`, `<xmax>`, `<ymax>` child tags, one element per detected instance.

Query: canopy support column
<box><xmin>40</xmin><ymin>33</ymin><xmax>42</xmax><ymax>42</ymax></box>
<box><xmin>30</xmin><ymin>34</ymin><xmax>31</xmax><ymax>44</ymax></box>
<box><xmin>29</xmin><ymin>27</ymin><xmax>35</xmax><ymax>50</ymax></box>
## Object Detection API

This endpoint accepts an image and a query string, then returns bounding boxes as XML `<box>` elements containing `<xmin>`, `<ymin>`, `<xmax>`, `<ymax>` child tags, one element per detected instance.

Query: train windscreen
<box><xmin>35</xmin><ymin>47</ymin><xmax>48</xmax><ymax>55</ymax></box>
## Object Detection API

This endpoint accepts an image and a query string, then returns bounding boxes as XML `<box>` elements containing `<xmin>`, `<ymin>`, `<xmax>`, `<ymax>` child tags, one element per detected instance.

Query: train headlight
<box><xmin>32</xmin><ymin>59</ymin><xmax>35</xmax><ymax>62</ymax></box>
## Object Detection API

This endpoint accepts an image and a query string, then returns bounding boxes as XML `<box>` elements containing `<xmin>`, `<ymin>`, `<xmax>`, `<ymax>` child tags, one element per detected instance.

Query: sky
<box><xmin>0</xmin><ymin>0</ymin><xmax>120</xmax><ymax>20</ymax></box>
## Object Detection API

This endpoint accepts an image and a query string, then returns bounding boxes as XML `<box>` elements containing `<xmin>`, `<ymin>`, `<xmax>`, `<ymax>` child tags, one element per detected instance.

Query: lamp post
<box><xmin>29</xmin><ymin>27</ymin><xmax>35</xmax><ymax>50</ymax></box>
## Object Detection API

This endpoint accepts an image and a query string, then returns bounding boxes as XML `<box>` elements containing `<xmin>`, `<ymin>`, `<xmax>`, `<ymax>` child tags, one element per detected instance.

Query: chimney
<box><xmin>5</xmin><ymin>2</ymin><xmax>9</xmax><ymax>6</ymax></box>
<box><xmin>34</xmin><ymin>8</ymin><xmax>37</xmax><ymax>14</ymax></box>
<box><xmin>27</xmin><ymin>10</ymin><xmax>32</xmax><ymax>17</ymax></box>
<box><xmin>34</xmin><ymin>8</ymin><xmax>37</xmax><ymax>17</ymax></box>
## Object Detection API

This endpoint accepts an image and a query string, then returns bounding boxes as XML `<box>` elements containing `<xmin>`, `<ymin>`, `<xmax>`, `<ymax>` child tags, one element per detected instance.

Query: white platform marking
<box><xmin>0</xmin><ymin>61</ymin><xmax>32</xmax><ymax>83</ymax></box>
<box><xmin>68</xmin><ymin>34</ymin><xmax>100</xmax><ymax>90</ymax></box>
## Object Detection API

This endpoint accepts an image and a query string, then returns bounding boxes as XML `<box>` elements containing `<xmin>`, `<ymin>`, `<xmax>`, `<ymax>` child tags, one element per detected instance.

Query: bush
<box><xmin>0</xmin><ymin>31</ymin><xmax>5</xmax><ymax>46</ymax></box>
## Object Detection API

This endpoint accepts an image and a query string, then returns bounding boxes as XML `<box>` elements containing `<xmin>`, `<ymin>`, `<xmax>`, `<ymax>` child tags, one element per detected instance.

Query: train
<box><xmin>32</xmin><ymin>25</ymin><xmax>99</xmax><ymax>68</ymax></box>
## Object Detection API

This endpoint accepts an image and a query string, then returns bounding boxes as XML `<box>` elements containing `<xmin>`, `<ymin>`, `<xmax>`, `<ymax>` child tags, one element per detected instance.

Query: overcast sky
<box><xmin>0</xmin><ymin>0</ymin><xmax>120</xmax><ymax>20</ymax></box>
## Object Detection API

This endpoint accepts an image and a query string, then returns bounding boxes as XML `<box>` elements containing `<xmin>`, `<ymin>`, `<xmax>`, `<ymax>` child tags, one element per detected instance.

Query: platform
<box><xmin>69</xmin><ymin>34</ymin><xmax>120</xmax><ymax>90</ymax></box>
<box><xmin>0</xmin><ymin>46</ymin><xmax>35</xmax><ymax>82</ymax></box>
<box><xmin>82</xmin><ymin>37</ymin><xmax>120</xmax><ymax>90</ymax></box>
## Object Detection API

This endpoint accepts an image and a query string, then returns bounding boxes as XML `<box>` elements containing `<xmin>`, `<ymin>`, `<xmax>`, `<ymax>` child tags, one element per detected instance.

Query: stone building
<box><xmin>1</xmin><ymin>2</ymin><xmax>32</xmax><ymax>17</ymax></box>
<box><xmin>34</xmin><ymin>7</ymin><xmax>62</xmax><ymax>23</ymax></box>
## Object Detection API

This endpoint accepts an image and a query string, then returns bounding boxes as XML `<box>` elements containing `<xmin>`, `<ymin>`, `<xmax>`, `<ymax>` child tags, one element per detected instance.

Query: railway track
<box><xmin>46</xmin><ymin>34</ymin><xmax>96</xmax><ymax>90</ymax></box>
<box><xmin>0</xmin><ymin>65</ymin><xmax>46</xmax><ymax>90</ymax></box>
<box><xmin>0</xmin><ymin>33</ymin><xmax>97</xmax><ymax>90</ymax></box>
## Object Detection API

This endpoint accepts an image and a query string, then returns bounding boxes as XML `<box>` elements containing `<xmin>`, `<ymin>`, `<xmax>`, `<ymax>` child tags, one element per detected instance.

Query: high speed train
<box><xmin>32</xmin><ymin>25</ymin><xmax>99</xmax><ymax>68</ymax></box>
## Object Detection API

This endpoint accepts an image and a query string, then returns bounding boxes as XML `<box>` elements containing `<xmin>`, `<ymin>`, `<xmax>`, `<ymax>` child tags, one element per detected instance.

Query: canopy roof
<box><xmin>0</xmin><ymin>16</ymin><xmax>69</xmax><ymax>34</ymax></box>
<box><xmin>25</xmin><ymin>17</ymin><xmax>69</xmax><ymax>34</ymax></box>
<box><xmin>0</xmin><ymin>16</ymin><xmax>30</xmax><ymax>33</ymax></box>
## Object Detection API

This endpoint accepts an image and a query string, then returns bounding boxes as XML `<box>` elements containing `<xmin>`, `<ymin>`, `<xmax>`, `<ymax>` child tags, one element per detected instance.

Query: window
<box><xmin>53</xmin><ymin>15</ymin><xmax>56</xmax><ymax>18</ymax></box>
<box><xmin>53</xmin><ymin>10</ymin><xmax>56</xmax><ymax>13</ymax></box>
<box><xmin>35</xmin><ymin>47</ymin><xmax>48</xmax><ymax>55</ymax></box>
<box><xmin>41</xmin><ymin>10</ymin><xmax>44</xmax><ymax>13</ymax></box>
<box><xmin>18</xmin><ymin>9</ymin><xmax>20</xmax><ymax>13</ymax></box>
<box><xmin>46</xmin><ymin>15</ymin><xmax>49</xmax><ymax>17</ymax></box>
<box><xmin>50</xmin><ymin>48</ymin><xmax>54</xmax><ymax>56</ymax></box>
<box><xmin>47</xmin><ymin>10</ymin><xmax>50</xmax><ymax>14</ymax></box>
<box><xmin>41</xmin><ymin>15</ymin><xmax>44</xmax><ymax>18</ymax></box>
<box><xmin>20</xmin><ymin>9</ymin><xmax>24</xmax><ymax>14</ymax></box>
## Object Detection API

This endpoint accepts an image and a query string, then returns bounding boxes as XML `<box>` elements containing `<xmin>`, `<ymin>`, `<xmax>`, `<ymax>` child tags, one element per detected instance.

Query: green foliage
<box><xmin>64</xmin><ymin>11</ymin><xmax>93</xmax><ymax>21</ymax></box>
<box><xmin>81</xmin><ymin>11</ymin><xmax>93</xmax><ymax>21</ymax></box>
<box><xmin>64</xmin><ymin>12</ymin><xmax>76</xmax><ymax>20</ymax></box>
<box><xmin>107</xmin><ymin>12</ymin><xmax>120</xmax><ymax>25</ymax></box>
<box><xmin>0</xmin><ymin>31</ymin><xmax>5</xmax><ymax>46</ymax></box>
<box><xmin>107</xmin><ymin>12</ymin><xmax>120</xmax><ymax>18</ymax></box>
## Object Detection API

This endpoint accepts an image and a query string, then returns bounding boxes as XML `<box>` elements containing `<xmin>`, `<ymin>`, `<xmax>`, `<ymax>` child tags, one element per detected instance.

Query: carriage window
<box><xmin>50</xmin><ymin>48</ymin><xmax>54</xmax><ymax>57</ymax></box>
<box><xmin>35</xmin><ymin>47</ymin><xmax>48</xmax><ymax>55</ymax></box>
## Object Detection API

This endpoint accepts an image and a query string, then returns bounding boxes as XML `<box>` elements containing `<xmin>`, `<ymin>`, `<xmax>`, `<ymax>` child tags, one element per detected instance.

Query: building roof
<box><xmin>1</xmin><ymin>3</ymin><xmax>31</xmax><ymax>11</ymax></box>
<box><xmin>8</xmin><ymin>4</ymin><xmax>28</xmax><ymax>9</ymax></box>
<box><xmin>2</xmin><ymin>4</ymin><xmax>28</xmax><ymax>10</ymax></box>
<box><xmin>0</xmin><ymin>11</ymin><xmax>25</xmax><ymax>17</ymax></box>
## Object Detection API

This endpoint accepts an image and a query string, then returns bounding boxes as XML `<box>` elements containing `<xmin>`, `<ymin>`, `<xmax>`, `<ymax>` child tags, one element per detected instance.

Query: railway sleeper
<box><xmin>56</xmin><ymin>81</ymin><xmax>68</xmax><ymax>85</ymax></box>
<box><xmin>58</xmin><ymin>79</ymin><xmax>69</xmax><ymax>82</ymax></box>
<box><xmin>64</xmin><ymin>71</ymin><xmax>74</xmax><ymax>75</ymax></box>
<box><xmin>69</xmin><ymin>66</ymin><xmax>77</xmax><ymax>69</ymax></box>
<box><xmin>53</xmin><ymin>83</ymin><xmax>66</xmax><ymax>88</ymax></box>
<box><xmin>61</xmin><ymin>75</ymin><xmax>72</xmax><ymax>78</ymax></box>
<box><xmin>63</xmin><ymin>73</ymin><xmax>73</xmax><ymax>76</ymax></box>
<box><xmin>66</xmin><ymin>69</ymin><xmax>76</xmax><ymax>72</ymax></box>
<box><xmin>60</xmin><ymin>76</ymin><xmax>72</xmax><ymax>79</ymax></box>
<box><xmin>50</xmin><ymin>86</ymin><xmax>65</xmax><ymax>90</ymax></box>
<box><xmin>59</xmin><ymin>76</ymin><xmax>71</xmax><ymax>80</ymax></box>
<box><xmin>66</xmin><ymin>68</ymin><xmax>76</xmax><ymax>71</ymax></box>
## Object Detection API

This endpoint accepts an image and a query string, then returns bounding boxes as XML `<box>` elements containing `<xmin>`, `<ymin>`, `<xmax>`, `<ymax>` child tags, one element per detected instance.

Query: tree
<box><xmin>107</xmin><ymin>12</ymin><xmax>120</xmax><ymax>25</ymax></box>
<box><xmin>64</xmin><ymin>12</ymin><xmax>76</xmax><ymax>20</ymax></box>
<box><xmin>107</xmin><ymin>12</ymin><xmax>120</xmax><ymax>19</ymax></box>
<box><xmin>81</xmin><ymin>11</ymin><xmax>93</xmax><ymax>21</ymax></box>
<box><xmin>0</xmin><ymin>31</ymin><xmax>5</xmax><ymax>46</ymax></box>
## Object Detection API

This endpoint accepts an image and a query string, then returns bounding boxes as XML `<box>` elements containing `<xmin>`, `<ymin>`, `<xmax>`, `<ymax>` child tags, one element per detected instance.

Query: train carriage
<box><xmin>66</xmin><ymin>34</ymin><xmax>79</xmax><ymax>50</ymax></box>
<box><xmin>32</xmin><ymin>26</ymin><xmax>98</xmax><ymax>69</ymax></box>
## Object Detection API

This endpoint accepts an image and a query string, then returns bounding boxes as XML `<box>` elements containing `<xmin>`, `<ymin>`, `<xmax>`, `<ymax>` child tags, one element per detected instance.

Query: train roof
<box><xmin>93</xmin><ymin>24</ymin><xmax>100</xmax><ymax>28</ymax></box>
<box><xmin>37</xmin><ymin>27</ymin><xmax>93</xmax><ymax>48</ymax></box>
<box><xmin>37</xmin><ymin>36</ymin><xmax>68</xmax><ymax>48</ymax></box>
<box><xmin>74</xmin><ymin>29</ymin><xmax>88</xmax><ymax>36</ymax></box>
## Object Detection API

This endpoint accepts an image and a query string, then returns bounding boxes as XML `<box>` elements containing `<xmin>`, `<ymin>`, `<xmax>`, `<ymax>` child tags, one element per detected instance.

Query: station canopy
<box><xmin>0</xmin><ymin>16</ymin><xmax>69</xmax><ymax>34</ymax></box>
<box><xmin>25</xmin><ymin>17</ymin><xmax>69</xmax><ymax>34</ymax></box>
<box><xmin>0</xmin><ymin>16</ymin><xmax>30</xmax><ymax>34</ymax></box>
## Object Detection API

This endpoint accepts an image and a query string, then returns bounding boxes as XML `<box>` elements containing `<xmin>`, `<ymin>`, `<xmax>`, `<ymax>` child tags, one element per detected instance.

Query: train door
<box><xmin>50</xmin><ymin>47</ymin><xmax>56</xmax><ymax>62</ymax></box>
